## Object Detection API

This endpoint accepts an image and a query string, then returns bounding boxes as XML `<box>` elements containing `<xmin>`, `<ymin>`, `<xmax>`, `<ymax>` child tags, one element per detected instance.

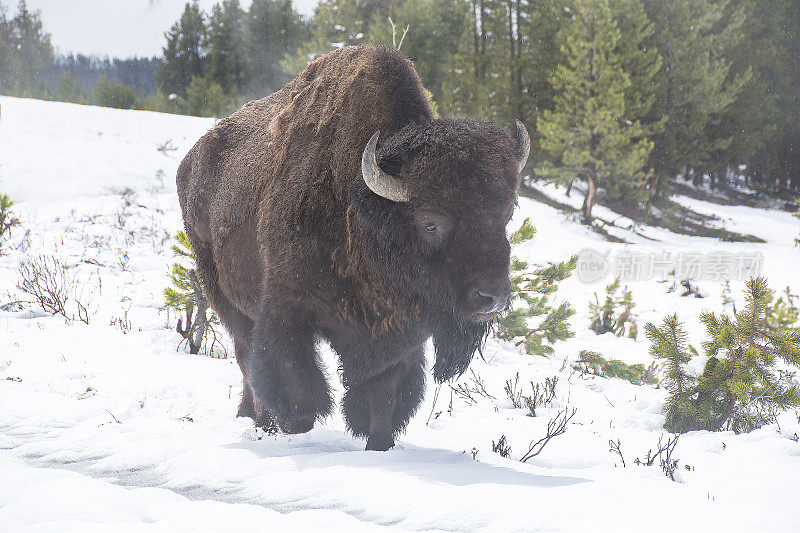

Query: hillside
<box><xmin>1</xmin><ymin>96</ymin><xmax>798</xmax><ymax>532</ymax></box>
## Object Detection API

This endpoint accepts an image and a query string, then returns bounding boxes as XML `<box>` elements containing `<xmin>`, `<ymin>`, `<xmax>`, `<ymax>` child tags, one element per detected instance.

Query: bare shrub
<box><xmin>17</xmin><ymin>256</ymin><xmax>91</xmax><ymax>324</ymax></box>
<box><xmin>505</xmin><ymin>373</ymin><xmax>559</xmax><ymax>416</ymax></box>
<box><xmin>451</xmin><ymin>369</ymin><xmax>495</xmax><ymax>405</ymax></box>
<box><xmin>491</xmin><ymin>435</ymin><xmax>511</xmax><ymax>458</ymax></box>
<box><xmin>17</xmin><ymin>255</ymin><xmax>75</xmax><ymax>318</ymax></box>
<box><xmin>520</xmin><ymin>406</ymin><xmax>577</xmax><ymax>462</ymax></box>
<box><xmin>608</xmin><ymin>434</ymin><xmax>682</xmax><ymax>482</ymax></box>
<box><xmin>504</xmin><ymin>372</ymin><xmax>523</xmax><ymax>408</ymax></box>
<box><xmin>523</xmin><ymin>376</ymin><xmax>559</xmax><ymax>417</ymax></box>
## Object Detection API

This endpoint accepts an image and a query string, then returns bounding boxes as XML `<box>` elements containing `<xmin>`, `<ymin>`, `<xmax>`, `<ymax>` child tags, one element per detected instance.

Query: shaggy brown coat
<box><xmin>177</xmin><ymin>45</ymin><xmax>524</xmax><ymax>450</ymax></box>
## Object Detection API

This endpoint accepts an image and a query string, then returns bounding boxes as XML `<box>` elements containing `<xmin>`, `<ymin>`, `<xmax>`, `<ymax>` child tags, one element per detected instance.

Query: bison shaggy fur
<box><xmin>177</xmin><ymin>45</ymin><xmax>526</xmax><ymax>450</ymax></box>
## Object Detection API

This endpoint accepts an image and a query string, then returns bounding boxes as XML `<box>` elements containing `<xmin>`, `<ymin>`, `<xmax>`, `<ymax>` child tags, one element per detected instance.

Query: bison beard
<box><xmin>433</xmin><ymin>318</ymin><xmax>492</xmax><ymax>384</ymax></box>
<box><xmin>177</xmin><ymin>45</ymin><xmax>528</xmax><ymax>451</ymax></box>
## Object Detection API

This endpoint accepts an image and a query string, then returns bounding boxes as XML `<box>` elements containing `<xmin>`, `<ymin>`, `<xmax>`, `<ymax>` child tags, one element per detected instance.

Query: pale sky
<box><xmin>22</xmin><ymin>0</ymin><xmax>320</xmax><ymax>59</ymax></box>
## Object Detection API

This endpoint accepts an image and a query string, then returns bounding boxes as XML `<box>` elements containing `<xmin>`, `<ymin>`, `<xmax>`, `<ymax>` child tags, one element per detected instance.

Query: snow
<box><xmin>21</xmin><ymin>0</ymin><xmax>321</xmax><ymax>59</ymax></box>
<box><xmin>1</xmin><ymin>95</ymin><xmax>799</xmax><ymax>531</ymax></box>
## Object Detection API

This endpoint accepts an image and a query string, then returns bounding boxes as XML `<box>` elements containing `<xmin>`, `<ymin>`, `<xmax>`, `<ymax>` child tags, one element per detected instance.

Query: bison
<box><xmin>177</xmin><ymin>45</ymin><xmax>529</xmax><ymax>451</ymax></box>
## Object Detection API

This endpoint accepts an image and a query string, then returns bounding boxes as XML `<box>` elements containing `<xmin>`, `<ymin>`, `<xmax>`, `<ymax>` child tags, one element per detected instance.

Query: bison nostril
<box><xmin>474</xmin><ymin>290</ymin><xmax>494</xmax><ymax>308</ymax></box>
<box><xmin>474</xmin><ymin>290</ymin><xmax>511</xmax><ymax>313</ymax></box>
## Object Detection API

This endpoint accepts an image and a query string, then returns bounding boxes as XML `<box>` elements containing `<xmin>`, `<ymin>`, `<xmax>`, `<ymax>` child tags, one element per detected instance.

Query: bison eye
<box><xmin>415</xmin><ymin>212</ymin><xmax>453</xmax><ymax>248</ymax></box>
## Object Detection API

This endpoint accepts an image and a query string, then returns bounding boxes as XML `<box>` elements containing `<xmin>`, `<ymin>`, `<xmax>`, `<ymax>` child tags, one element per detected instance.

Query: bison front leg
<box><xmin>342</xmin><ymin>349</ymin><xmax>426</xmax><ymax>451</ymax></box>
<box><xmin>248</xmin><ymin>309</ymin><xmax>332</xmax><ymax>434</ymax></box>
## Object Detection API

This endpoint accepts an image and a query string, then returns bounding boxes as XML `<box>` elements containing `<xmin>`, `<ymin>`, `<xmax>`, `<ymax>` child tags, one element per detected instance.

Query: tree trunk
<box><xmin>582</xmin><ymin>175</ymin><xmax>596</xmax><ymax>222</ymax></box>
<box><xmin>188</xmin><ymin>269</ymin><xmax>208</xmax><ymax>355</ymax></box>
<box><xmin>508</xmin><ymin>1</ymin><xmax>515</xmax><ymax>113</ymax></box>
<box><xmin>471</xmin><ymin>0</ymin><xmax>479</xmax><ymax>79</ymax></box>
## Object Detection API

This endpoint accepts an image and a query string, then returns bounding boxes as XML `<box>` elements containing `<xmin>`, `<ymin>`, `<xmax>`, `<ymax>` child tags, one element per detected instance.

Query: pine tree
<box><xmin>180</xmin><ymin>75</ymin><xmax>236</xmax><ymax>117</ymax></box>
<box><xmin>245</xmin><ymin>0</ymin><xmax>307</xmax><ymax>96</ymax></box>
<box><xmin>645</xmin><ymin>314</ymin><xmax>697</xmax><ymax>433</ymax></box>
<box><xmin>164</xmin><ymin>231</ymin><xmax>225</xmax><ymax>356</ymax></box>
<box><xmin>0</xmin><ymin>3</ymin><xmax>22</xmax><ymax>93</ymax></box>
<box><xmin>439</xmin><ymin>0</ymin><xmax>509</xmax><ymax>122</ymax></box>
<box><xmin>5</xmin><ymin>0</ymin><xmax>52</xmax><ymax>94</ymax></box>
<box><xmin>610</xmin><ymin>0</ymin><xmax>662</xmax><ymax>133</ymax></box>
<box><xmin>205</xmin><ymin>0</ymin><xmax>246</xmax><ymax>94</ymax></box>
<box><xmin>156</xmin><ymin>1</ymin><xmax>206</xmax><ymax>97</ymax></box>
<box><xmin>642</xmin><ymin>0</ymin><xmax>747</xmax><ymax>199</ymax></box>
<box><xmin>536</xmin><ymin>0</ymin><xmax>653</xmax><ymax>220</ymax></box>
<box><xmin>367</xmin><ymin>0</ymin><xmax>468</xmax><ymax>107</ymax></box>
<box><xmin>94</xmin><ymin>77</ymin><xmax>137</xmax><ymax>109</ymax></box>
<box><xmin>497</xmin><ymin>219</ymin><xmax>577</xmax><ymax>355</ymax></box>
<box><xmin>53</xmin><ymin>72</ymin><xmax>86</xmax><ymax>103</ymax></box>
<box><xmin>0</xmin><ymin>193</ymin><xmax>18</xmax><ymax>254</ymax></box>
<box><xmin>647</xmin><ymin>278</ymin><xmax>800</xmax><ymax>434</ymax></box>
<box><xmin>697</xmin><ymin>278</ymin><xmax>800</xmax><ymax>432</ymax></box>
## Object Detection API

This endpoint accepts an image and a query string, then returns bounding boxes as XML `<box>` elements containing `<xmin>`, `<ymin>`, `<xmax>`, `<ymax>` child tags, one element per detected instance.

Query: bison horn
<box><xmin>361</xmin><ymin>131</ymin><xmax>410</xmax><ymax>203</ymax></box>
<box><xmin>514</xmin><ymin>120</ymin><xmax>530</xmax><ymax>174</ymax></box>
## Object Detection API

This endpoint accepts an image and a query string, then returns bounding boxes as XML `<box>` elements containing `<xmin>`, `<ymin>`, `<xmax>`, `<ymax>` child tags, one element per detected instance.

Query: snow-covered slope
<box><xmin>1</xmin><ymin>96</ymin><xmax>798</xmax><ymax>532</ymax></box>
<box><xmin>23</xmin><ymin>0</ymin><xmax>319</xmax><ymax>59</ymax></box>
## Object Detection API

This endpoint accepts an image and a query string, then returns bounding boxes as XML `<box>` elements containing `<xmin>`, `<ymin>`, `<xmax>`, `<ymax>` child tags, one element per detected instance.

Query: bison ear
<box><xmin>513</xmin><ymin>120</ymin><xmax>530</xmax><ymax>174</ymax></box>
<box><xmin>362</xmin><ymin>131</ymin><xmax>411</xmax><ymax>203</ymax></box>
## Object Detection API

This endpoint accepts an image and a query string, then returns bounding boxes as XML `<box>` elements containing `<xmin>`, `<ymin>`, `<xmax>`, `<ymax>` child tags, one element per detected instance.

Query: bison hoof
<box><xmin>255</xmin><ymin>411</ymin><xmax>279</xmax><ymax>435</ymax></box>
<box><xmin>278</xmin><ymin>414</ymin><xmax>316</xmax><ymax>434</ymax></box>
<box><xmin>365</xmin><ymin>434</ymin><xmax>395</xmax><ymax>451</ymax></box>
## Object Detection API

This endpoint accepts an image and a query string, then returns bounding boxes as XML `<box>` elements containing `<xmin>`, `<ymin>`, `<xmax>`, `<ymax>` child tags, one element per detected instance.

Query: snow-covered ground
<box><xmin>1</xmin><ymin>96</ymin><xmax>798</xmax><ymax>532</ymax></box>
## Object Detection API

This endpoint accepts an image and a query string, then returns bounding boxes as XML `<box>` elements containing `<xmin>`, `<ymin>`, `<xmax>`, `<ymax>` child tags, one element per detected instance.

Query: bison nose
<box><xmin>472</xmin><ymin>288</ymin><xmax>512</xmax><ymax>314</ymax></box>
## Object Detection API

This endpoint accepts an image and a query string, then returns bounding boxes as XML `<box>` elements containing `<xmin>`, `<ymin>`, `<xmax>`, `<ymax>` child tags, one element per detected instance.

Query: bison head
<box><xmin>347</xmin><ymin>118</ymin><xmax>529</xmax><ymax>381</ymax></box>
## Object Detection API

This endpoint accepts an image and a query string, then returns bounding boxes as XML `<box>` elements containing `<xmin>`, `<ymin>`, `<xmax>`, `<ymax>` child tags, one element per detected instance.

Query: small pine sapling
<box><xmin>164</xmin><ymin>231</ymin><xmax>226</xmax><ymax>356</ymax></box>
<box><xmin>0</xmin><ymin>193</ymin><xmax>20</xmax><ymax>254</ymax></box>
<box><xmin>497</xmin><ymin>219</ymin><xmax>577</xmax><ymax>355</ymax></box>
<box><xmin>588</xmin><ymin>279</ymin><xmax>638</xmax><ymax>338</ymax></box>
<box><xmin>698</xmin><ymin>278</ymin><xmax>800</xmax><ymax>432</ymax></box>
<box><xmin>646</xmin><ymin>278</ymin><xmax>800</xmax><ymax>434</ymax></box>
<box><xmin>645</xmin><ymin>315</ymin><xmax>698</xmax><ymax>433</ymax></box>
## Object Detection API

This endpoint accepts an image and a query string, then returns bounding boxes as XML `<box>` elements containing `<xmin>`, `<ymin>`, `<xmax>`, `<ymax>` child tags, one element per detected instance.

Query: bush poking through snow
<box><xmin>497</xmin><ymin>219</ymin><xmax>577</xmax><ymax>355</ymax></box>
<box><xmin>573</xmin><ymin>350</ymin><xmax>658</xmax><ymax>385</ymax></box>
<box><xmin>450</xmin><ymin>369</ymin><xmax>495</xmax><ymax>405</ymax></box>
<box><xmin>163</xmin><ymin>231</ymin><xmax>226</xmax><ymax>356</ymax></box>
<box><xmin>646</xmin><ymin>278</ymin><xmax>800</xmax><ymax>434</ymax></box>
<box><xmin>0</xmin><ymin>193</ymin><xmax>20</xmax><ymax>254</ymax></box>
<box><xmin>633</xmin><ymin>434</ymin><xmax>681</xmax><ymax>481</ymax></box>
<box><xmin>17</xmin><ymin>255</ymin><xmax>89</xmax><ymax>323</ymax></box>
<box><xmin>504</xmin><ymin>372</ymin><xmax>559</xmax><ymax>416</ymax></box>
<box><xmin>520</xmin><ymin>406</ymin><xmax>577</xmax><ymax>462</ymax></box>
<box><xmin>523</xmin><ymin>376</ymin><xmax>559</xmax><ymax>417</ymax></box>
<box><xmin>491</xmin><ymin>435</ymin><xmax>512</xmax><ymax>458</ymax></box>
<box><xmin>588</xmin><ymin>278</ymin><xmax>638</xmax><ymax>338</ymax></box>
<box><xmin>609</xmin><ymin>434</ymin><xmax>682</xmax><ymax>481</ymax></box>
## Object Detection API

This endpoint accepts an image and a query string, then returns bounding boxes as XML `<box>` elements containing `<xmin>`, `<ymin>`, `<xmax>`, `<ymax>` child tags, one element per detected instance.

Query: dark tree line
<box><xmin>156</xmin><ymin>0</ymin><xmax>308</xmax><ymax>100</ymax></box>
